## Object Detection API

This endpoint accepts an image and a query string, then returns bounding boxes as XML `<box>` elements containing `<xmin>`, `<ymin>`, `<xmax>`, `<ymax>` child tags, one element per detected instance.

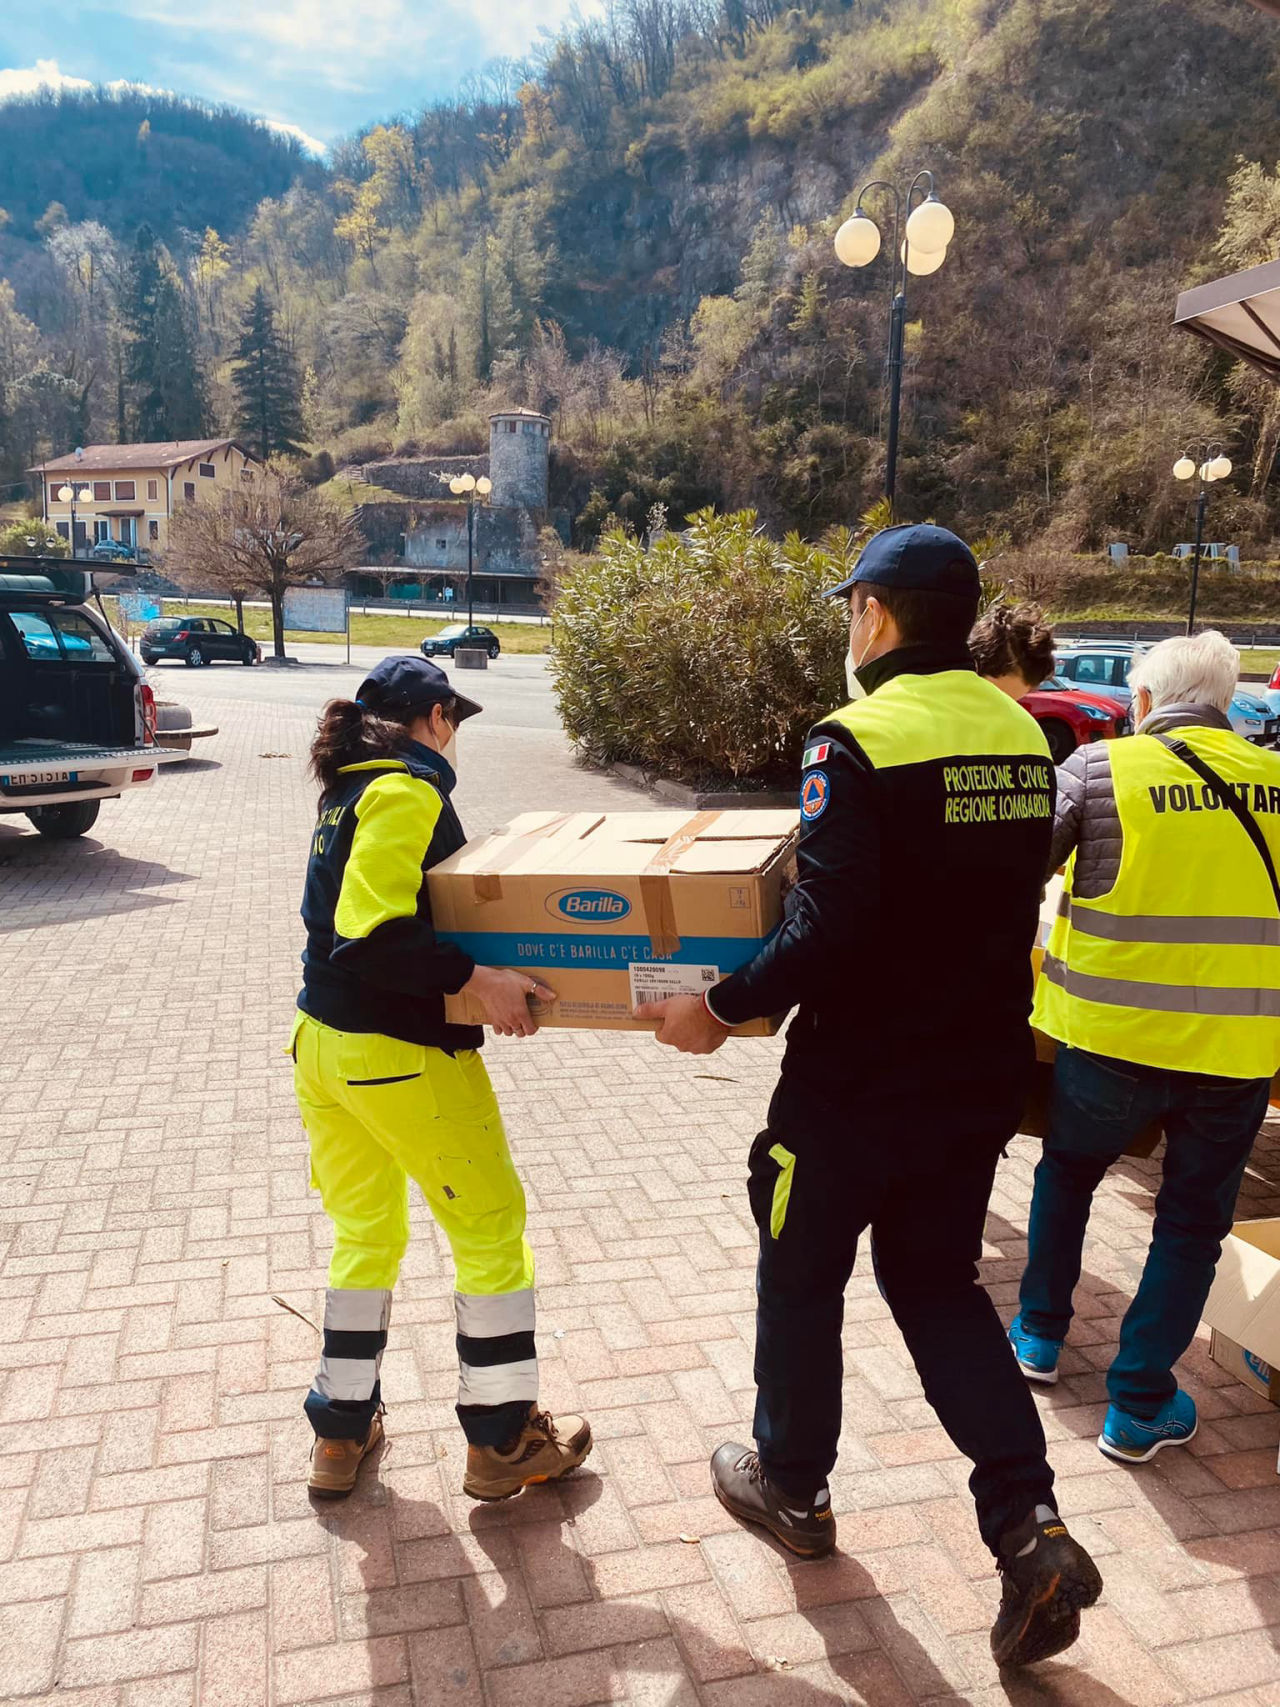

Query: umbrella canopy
<box><xmin>1175</xmin><ymin>259</ymin><xmax>1280</xmax><ymax>383</ymax></box>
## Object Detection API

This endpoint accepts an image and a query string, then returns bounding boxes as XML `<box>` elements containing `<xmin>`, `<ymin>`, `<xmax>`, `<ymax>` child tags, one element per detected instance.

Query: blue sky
<box><xmin>0</xmin><ymin>2</ymin><xmax>598</xmax><ymax>154</ymax></box>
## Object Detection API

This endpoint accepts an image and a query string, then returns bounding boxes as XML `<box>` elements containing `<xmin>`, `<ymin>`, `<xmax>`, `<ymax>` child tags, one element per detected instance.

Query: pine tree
<box><xmin>231</xmin><ymin>285</ymin><xmax>304</xmax><ymax>459</ymax></box>
<box><xmin>122</xmin><ymin>224</ymin><xmax>208</xmax><ymax>440</ymax></box>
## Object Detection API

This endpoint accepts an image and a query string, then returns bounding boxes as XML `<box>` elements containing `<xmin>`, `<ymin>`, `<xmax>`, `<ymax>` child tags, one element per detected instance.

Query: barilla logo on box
<box><xmin>1244</xmin><ymin>1349</ymin><xmax>1273</xmax><ymax>1382</ymax></box>
<box><xmin>546</xmin><ymin>887</ymin><xmax>633</xmax><ymax>924</ymax></box>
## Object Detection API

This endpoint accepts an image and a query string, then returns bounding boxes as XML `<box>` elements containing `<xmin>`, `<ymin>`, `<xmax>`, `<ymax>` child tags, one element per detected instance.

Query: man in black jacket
<box><xmin>638</xmin><ymin>527</ymin><xmax>1102</xmax><ymax>1667</ymax></box>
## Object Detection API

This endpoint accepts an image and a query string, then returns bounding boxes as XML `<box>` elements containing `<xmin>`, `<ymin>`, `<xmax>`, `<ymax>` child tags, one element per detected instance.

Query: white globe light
<box><xmin>905</xmin><ymin>195</ymin><xmax>955</xmax><ymax>255</ymax></box>
<box><xmin>834</xmin><ymin>213</ymin><xmax>881</xmax><ymax>268</ymax></box>
<box><xmin>1198</xmin><ymin>462</ymin><xmax>1213</xmax><ymax>482</ymax></box>
<box><xmin>78</xmin><ymin>487</ymin><xmax>93</xmax><ymax>503</ymax></box>
<box><xmin>449</xmin><ymin>477</ymin><xmax>466</xmax><ymax>495</ymax></box>
<box><xmin>902</xmin><ymin>240</ymin><xmax>947</xmax><ymax>277</ymax></box>
<box><xmin>1172</xmin><ymin>456</ymin><xmax>1196</xmax><ymax>481</ymax></box>
<box><xmin>57</xmin><ymin>484</ymin><xmax>73</xmax><ymax>503</ymax></box>
<box><xmin>458</xmin><ymin>472</ymin><xmax>476</xmax><ymax>492</ymax></box>
<box><xmin>476</xmin><ymin>476</ymin><xmax>492</xmax><ymax>496</ymax></box>
<box><xmin>1208</xmin><ymin>455</ymin><xmax>1232</xmax><ymax>481</ymax></box>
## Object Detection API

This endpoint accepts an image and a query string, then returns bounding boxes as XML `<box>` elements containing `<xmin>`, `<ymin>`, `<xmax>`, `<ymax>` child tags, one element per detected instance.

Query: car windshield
<box><xmin>437</xmin><ymin>624</ymin><xmax>467</xmax><ymax>638</ymax></box>
<box><xmin>148</xmin><ymin>618</ymin><xmax>184</xmax><ymax>632</ymax></box>
<box><xmin>1038</xmin><ymin>676</ymin><xmax>1069</xmax><ymax>691</ymax></box>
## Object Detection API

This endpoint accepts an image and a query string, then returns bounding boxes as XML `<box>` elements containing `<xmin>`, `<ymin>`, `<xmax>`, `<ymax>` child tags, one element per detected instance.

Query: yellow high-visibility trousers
<box><xmin>290</xmin><ymin>1012</ymin><xmax>536</xmax><ymax>1444</ymax></box>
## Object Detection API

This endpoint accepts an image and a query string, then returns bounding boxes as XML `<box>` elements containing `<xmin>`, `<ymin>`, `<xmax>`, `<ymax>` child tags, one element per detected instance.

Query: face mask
<box><xmin>442</xmin><ymin>731</ymin><xmax>458</xmax><ymax>770</ymax></box>
<box><xmin>844</xmin><ymin>604</ymin><xmax>876</xmax><ymax>700</ymax></box>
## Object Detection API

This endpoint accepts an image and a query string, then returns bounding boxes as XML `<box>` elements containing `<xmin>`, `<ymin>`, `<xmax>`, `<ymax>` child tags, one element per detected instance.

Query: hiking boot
<box><xmin>1098</xmin><ymin>1389</ymin><xmax>1197</xmax><ymax>1464</ymax></box>
<box><xmin>1008</xmin><ymin>1314</ymin><xmax>1062</xmax><ymax>1385</ymax></box>
<box><xmin>990</xmin><ymin>1506</ymin><xmax>1103</xmax><ymax>1668</ymax></box>
<box><xmin>462</xmin><ymin>1406</ymin><xmax>592</xmax><ymax>1501</ymax></box>
<box><xmin>308</xmin><ymin>1411</ymin><xmax>384</xmax><ymax>1500</ymax></box>
<box><xmin>709</xmin><ymin>1443</ymin><xmax>836</xmax><ymax>1559</ymax></box>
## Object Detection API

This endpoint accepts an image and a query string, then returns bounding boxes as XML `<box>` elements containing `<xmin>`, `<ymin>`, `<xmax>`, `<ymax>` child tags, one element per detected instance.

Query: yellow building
<box><xmin>31</xmin><ymin>439</ymin><xmax>261</xmax><ymax>558</ymax></box>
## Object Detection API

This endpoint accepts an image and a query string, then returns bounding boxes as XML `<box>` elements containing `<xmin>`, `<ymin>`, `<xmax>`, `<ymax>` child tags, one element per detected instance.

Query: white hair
<box><xmin>1127</xmin><ymin>630</ymin><xmax>1239</xmax><ymax>715</ymax></box>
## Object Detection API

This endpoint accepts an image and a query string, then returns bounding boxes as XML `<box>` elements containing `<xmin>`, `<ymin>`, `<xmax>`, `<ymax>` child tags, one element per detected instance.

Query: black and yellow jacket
<box><xmin>709</xmin><ymin>647</ymin><xmax>1055</xmax><ymax>1082</ymax></box>
<box><xmin>297</xmin><ymin>741</ymin><xmax>482</xmax><ymax>1051</ymax></box>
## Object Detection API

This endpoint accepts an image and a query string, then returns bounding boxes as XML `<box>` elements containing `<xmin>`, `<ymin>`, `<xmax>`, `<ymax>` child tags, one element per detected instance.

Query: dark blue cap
<box><xmin>356</xmin><ymin>655</ymin><xmax>483</xmax><ymax>722</ymax></box>
<box><xmin>825</xmin><ymin>524</ymin><xmax>980</xmax><ymax>600</ymax></box>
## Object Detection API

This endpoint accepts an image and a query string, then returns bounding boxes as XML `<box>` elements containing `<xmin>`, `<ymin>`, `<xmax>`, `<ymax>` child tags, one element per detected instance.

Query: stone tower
<box><xmin>488</xmin><ymin>409</ymin><xmax>550</xmax><ymax>511</ymax></box>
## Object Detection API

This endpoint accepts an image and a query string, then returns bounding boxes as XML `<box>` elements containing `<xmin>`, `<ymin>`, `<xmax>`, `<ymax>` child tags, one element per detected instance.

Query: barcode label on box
<box><xmin>628</xmin><ymin>962</ymin><xmax>720</xmax><ymax>1006</ymax></box>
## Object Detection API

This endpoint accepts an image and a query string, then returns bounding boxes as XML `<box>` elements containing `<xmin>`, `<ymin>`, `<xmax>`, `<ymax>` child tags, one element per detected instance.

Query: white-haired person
<box><xmin>1012</xmin><ymin>630</ymin><xmax>1280</xmax><ymax>1462</ymax></box>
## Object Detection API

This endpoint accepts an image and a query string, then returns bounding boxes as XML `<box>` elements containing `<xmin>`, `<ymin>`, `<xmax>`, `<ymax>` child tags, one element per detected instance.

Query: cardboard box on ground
<box><xmin>1202</xmin><ymin>1222</ymin><xmax>1280</xmax><ymax>1423</ymax></box>
<box><xmin>428</xmin><ymin>808</ymin><xmax>799</xmax><ymax>1034</ymax></box>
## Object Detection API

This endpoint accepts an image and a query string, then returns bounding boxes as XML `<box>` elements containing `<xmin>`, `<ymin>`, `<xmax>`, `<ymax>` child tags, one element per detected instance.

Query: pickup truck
<box><xmin>0</xmin><ymin>559</ymin><xmax>161</xmax><ymax>840</ymax></box>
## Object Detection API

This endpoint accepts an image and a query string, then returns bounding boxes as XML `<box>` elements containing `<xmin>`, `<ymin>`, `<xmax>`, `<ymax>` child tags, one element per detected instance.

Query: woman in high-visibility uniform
<box><xmin>290</xmin><ymin>654</ymin><xmax>591</xmax><ymax>1500</ymax></box>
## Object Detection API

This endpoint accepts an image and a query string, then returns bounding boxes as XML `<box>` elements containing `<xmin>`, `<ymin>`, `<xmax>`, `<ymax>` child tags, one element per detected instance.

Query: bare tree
<box><xmin>161</xmin><ymin>465</ymin><xmax>365</xmax><ymax>659</ymax></box>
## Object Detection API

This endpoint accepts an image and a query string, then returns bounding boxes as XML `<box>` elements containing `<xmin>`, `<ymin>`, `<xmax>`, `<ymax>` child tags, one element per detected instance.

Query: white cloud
<box><xmin>0</xmin><ymin>59</ymin><xmax>92</xmax><ymax>100</ymax></box>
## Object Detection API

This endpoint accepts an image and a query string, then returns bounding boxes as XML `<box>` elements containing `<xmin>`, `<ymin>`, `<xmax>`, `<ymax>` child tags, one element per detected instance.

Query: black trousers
<box><xmin>748</xmin><ymin>1064</ymin><xmax>1054</xmax><ymax>1557</ymax></box>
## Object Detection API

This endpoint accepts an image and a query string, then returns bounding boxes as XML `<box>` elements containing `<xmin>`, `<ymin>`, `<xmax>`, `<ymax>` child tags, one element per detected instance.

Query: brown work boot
<box><xmin>462</xmin><ymin>1406</ymin><xmax>592</xmax><ymax>1501</ymax></box>
<box><xmin>308</xmin><ymin>1411</ymin><xmax>384</xmax><ymax>1500</ymax></box>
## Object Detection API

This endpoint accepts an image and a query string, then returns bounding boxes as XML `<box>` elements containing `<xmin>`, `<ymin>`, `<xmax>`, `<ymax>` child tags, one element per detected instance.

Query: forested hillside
<box><xmin>3</xmin><ymin>0</ymin><xmax>1280</xmax><ymax>554</ymax></box>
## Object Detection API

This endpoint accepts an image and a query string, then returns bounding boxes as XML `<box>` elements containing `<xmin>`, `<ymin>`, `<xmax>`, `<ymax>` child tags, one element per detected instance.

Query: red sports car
<box><xmin>1020</xmin><ymin>676</ymin><xmax>1128</xmax><ymax>765</ymax></box>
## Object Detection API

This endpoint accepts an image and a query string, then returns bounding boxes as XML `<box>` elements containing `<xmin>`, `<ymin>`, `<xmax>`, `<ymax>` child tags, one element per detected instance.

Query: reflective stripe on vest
<box><xmin>1033</xmin><ymin>727</ymin><xmax>1280</xmax><ymax>1078</ymax></box>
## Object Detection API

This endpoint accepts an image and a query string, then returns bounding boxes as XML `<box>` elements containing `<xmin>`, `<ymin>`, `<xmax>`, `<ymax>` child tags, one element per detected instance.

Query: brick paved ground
<box><xmin>1</xmin><ymin>657</ymin><xmax>1279</xmax><ymax>1706</ymax></box>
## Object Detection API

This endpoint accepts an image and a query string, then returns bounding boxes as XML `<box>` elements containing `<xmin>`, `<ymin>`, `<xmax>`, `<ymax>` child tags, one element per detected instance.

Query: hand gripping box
<box><xmin>428</xmin><ymin>808</ymin><xmax>799</xmax><ymax>1034</ymax></box>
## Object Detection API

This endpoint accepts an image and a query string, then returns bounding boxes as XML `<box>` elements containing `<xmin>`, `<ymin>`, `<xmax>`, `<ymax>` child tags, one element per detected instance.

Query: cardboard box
<box><xmin>428</xmin><ymin>808</ymin><xmax>799</xmax><ymax>1033</ymax></box>
<box><xmin>1202</xmin><ymin>1218</ymin><xmax>1280</xmax><ymax>1406</ymax></box>
<box><xmin>1208</xmin><ymin>1330</ymin><xmax>1280</xmax><ymax>1404</ymax></box>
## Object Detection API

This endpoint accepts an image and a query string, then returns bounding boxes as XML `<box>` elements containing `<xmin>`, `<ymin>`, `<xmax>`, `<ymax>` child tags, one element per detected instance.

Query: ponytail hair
<box><xmin>969</xmin><ymin>601</ymin><xmax>1056</xmax><ymax>689</ymax></box>
<box><xmin>309</xmin><ymin>698</ymin><xmax>411</xmax><ymax>801</ymax></box>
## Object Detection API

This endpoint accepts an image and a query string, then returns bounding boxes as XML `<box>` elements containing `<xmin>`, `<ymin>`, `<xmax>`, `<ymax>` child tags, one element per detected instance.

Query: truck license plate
<box><xmin>2</xmin><ymin>770</ymin><xmax>77</xmax><ymax>786</ymax></box>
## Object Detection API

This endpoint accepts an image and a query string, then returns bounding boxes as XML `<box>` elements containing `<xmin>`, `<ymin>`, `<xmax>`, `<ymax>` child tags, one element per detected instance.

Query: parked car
<box><xmin>420</xmin><ymin>623</ymin><xmax>501</xmax><ymax>660</ymax></box>
<box><xmin>1228</xmin><ymin>686</ymin><xmax>1279</xmax><ymax>745</ymax></box>
<box><xmin>1052</xmin><ymin>643</ymin><xmax>1147</xmax><ymax>708</ymax></box>
<box><xmin>0</xmin><ymin>559</ymin><xmax>160</xmax><ymax>839</ymax></box>
<box><xmin>1021</xmin><ymin>676</ymin><xmax>1128</xmax><ymax>764</ymax></box>
<box><xmin>140</xmin><ymin>615</ymin><xmax>260</xmax><ymax>667</ymax></box>
<box><xmin>90</xmin><ymin>540</ymin><xmax>137</xmax><ymax>563</ymax></box>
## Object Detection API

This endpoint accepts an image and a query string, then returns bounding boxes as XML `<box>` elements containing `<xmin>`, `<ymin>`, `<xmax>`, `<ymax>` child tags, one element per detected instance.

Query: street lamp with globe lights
<box><xmin>57</xmin><ymin>482</ymin><xmax>93</xmax><ymax>558</ymax></box>
<box><xmin>445</xmin><ymin>471</ymin><xmax>493</xmax><ymax>631</ymax></box>
<box><xmin>1172</xmin><ymin>442</ymin><xmax>1232</xmax><ymax>634</ymax></box>
<box><xmin>833</xmin><ymin>171</ymin><xmax>954</xmax><ymax>516</ymax></box>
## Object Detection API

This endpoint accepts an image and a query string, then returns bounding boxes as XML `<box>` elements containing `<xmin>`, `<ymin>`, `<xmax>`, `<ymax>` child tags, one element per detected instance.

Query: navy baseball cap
<box><xmin>825</xmin><ymin>524</ymin><xmax>980</xmax><ymax>600</ymax></box>
<box><xmin>356</xmin><ymin>655</ymin><xmax>483</xmax><ymax>723</ymax></box>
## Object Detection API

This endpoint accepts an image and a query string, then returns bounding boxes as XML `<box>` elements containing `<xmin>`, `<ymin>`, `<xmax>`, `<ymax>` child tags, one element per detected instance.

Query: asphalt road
<box><xmin>146</xmin><ymin>646</ymin><xmax>647</xmax><ymax>833</ymax></box>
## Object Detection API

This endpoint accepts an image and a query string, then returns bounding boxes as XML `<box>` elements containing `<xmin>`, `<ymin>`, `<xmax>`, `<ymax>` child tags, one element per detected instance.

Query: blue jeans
<box><xmin>1019</xmin><ymin>1046</ymin><xmax>1269</xmax><ymax>1417</ymax></box>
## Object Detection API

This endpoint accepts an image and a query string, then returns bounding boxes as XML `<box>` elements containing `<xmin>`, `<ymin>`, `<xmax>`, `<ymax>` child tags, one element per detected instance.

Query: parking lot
<box><xmin>2</xmin><ymin>652</ymin><xmax>1280</xmax><ymax>1706</ymax></box>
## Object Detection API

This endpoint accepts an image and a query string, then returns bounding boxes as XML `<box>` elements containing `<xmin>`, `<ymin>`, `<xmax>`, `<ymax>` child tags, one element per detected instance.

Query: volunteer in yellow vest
<box><xmin>291</xmin><ymin>655</ymin><xmax>592</xmax><ymax>1500</ymax></box>
<box><xmin>638</xmin><ymin>526</ymin><xmax>1102</xmax><ymax>1669</ymax></box>
<box><xmin>1013</xmin><ymin>631</ymin><xmax>1280</xmax><ymax>1463</ymax></box>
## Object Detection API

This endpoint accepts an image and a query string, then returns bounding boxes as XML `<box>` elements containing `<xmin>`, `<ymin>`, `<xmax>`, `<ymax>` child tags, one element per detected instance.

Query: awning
<box><xmin>101</xmin><ymin>509</ymin><xmax>145</xmax><ymax>518</ymax></box>
<box><xmin>1175</xmin><ymin>259</ymin><xmax>1280</xmax><ymax>382</ymax></box>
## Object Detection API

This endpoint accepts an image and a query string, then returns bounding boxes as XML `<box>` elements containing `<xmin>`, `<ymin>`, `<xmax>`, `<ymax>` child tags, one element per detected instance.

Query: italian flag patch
<box><xmin>802</xmin><ymin>742</ymin><xmax>830</xmax><ymax>769</ymax></box>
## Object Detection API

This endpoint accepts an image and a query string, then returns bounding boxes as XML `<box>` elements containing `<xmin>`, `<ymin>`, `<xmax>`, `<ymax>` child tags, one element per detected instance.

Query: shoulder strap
<box><xmin>1152</xmin><ymin>734</ymin><xmax>1280</xmax><ymax>914</ymax></box>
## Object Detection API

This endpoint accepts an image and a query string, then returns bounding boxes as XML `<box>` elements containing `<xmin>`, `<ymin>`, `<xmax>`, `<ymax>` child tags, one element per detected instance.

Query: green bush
<box><xmin>0</xmin><ymin>519</ymin><xmax>68</xmax><ymax>557</ymax></box>
<box><xmin>550</xmin><ymin>509</ymin><xmax>851</xmax><ymax>787</ymax></box>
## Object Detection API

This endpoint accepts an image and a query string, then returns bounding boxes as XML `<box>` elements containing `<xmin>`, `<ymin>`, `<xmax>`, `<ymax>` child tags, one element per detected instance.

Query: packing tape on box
<box><xmin>638</xmin><ymin>810</ymin><xmax>722</xmax><ymax>960</ymax></box>
<box><xmin>466</xmin><ymin>813</ymin><xmax>607</xmax><ymax>903</ymax></box>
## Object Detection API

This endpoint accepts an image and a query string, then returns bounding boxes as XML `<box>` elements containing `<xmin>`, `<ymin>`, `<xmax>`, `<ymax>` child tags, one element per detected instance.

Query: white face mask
<box><xmin>442</xmin><ymin>731</ymin><xmax>458</xmax><ymax>770</ymax></box>
<box><xmin>844</xmin><ymin>604</ymin><xmax>877</xmax><ymax>701</ymax></box>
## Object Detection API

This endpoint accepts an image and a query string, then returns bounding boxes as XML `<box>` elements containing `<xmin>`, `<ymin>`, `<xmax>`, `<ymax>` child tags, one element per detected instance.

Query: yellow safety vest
<box><xmin>1034</xmin><ymin>726</ymin><xmax>1280</xmax><ymax>1079</ymax></box>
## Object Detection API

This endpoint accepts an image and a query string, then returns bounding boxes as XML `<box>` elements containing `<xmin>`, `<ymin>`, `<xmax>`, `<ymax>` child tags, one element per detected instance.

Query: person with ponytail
<box><xmin>969</xmin><ymin>601</ymin><xmax>1057</xmax><ymax>700</ymax></box>
<box><xmin>290</xmin><ymin>655</ymin><xmax>592</xmax><ymax>1501</ymax></box>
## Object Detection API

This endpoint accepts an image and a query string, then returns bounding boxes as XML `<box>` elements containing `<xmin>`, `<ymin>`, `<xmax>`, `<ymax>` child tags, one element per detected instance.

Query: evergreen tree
<box><xmin>123</xmin><ymin>225</ymin><xmax>208</xmax><ymax>441</ymax></box>
<box><xmin>231</xmin><ymin>285</ymin><xmax>304</xmax><ymax>458</ymax></box>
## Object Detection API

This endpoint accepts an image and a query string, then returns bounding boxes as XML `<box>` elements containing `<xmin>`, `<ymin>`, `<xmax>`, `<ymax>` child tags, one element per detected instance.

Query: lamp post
<box><xmin>833</xmin><ymin>171</ymin><xmax>954</xmax><ymax>517</ymax></box>
<box><xmin>57</xmin><ymin>482</ymin><xmax>93</xmax><ymax>558</ymax></box>
<box><xmin>1172</xmin><ymin>443</ymin><xmax>1232</xmax><ymax>635</ymax></box>
<box><xmin>447</xmin><ymin>472</ymin><xmax>493</xmax><ymax>630</ymax></box>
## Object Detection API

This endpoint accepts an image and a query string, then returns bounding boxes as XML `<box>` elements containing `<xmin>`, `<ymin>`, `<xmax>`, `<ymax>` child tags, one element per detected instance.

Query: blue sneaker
<box><xmin>1008</xmin><ymin>1315</ymin><xmax>1061</xmax><ymax>1385</ymax></box>
<box><xmin>1098</xmin><ymin>1389</ymin><xmax>1198</xmax><ymax>1464</ymax></box>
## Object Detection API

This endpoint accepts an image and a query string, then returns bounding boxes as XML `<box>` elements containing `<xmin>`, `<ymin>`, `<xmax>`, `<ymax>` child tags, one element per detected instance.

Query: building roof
<box><xmin>1175</xmin><ymin>259</ymin><xmax>1280</xmax><ymax>383</ymax></box>
<box><xmin>31</xmin><ymin>439</ymin><xmax>257</xmax><ymax>474</ymax></box>
<box><xmin>488</xmin><ymin>408</ymin><xmax>550</xmax><ymax>422</ymax></box>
